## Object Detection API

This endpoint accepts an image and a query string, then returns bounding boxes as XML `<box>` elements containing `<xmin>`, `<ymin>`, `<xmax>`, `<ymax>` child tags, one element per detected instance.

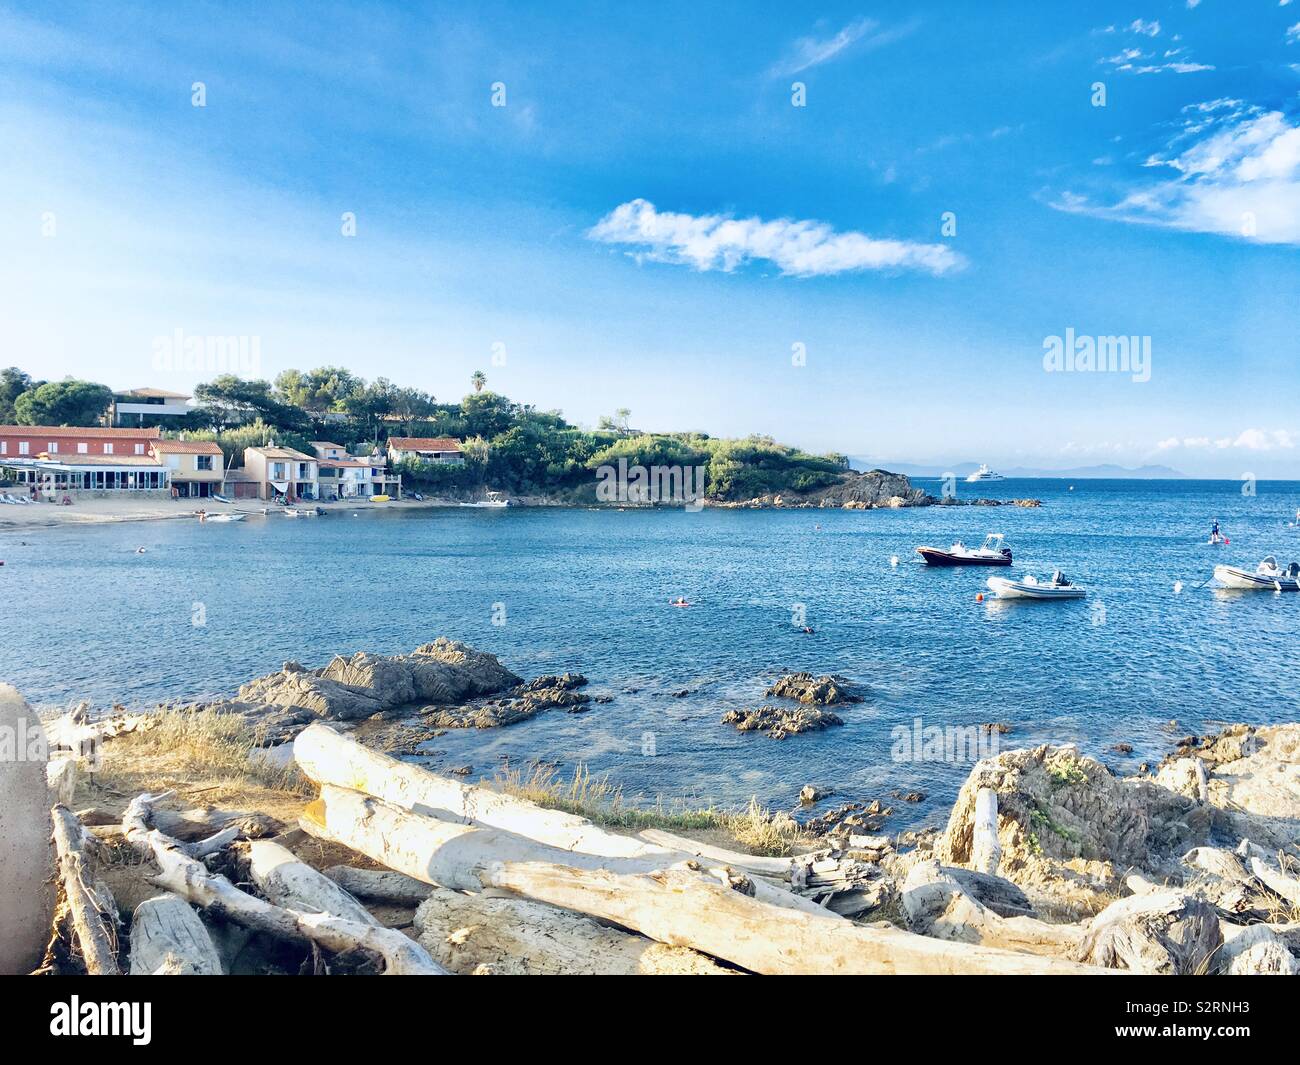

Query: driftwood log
<box><xmin>323</xmin><ymin>867</ymin><xmax>434</xmax><ymax>904</ymax></box>
<box><xmin>414</xmin><ymin>886</ymin><xmax>733</xmax><ymax>975</ymax></box>
<box><xmin>122</xmin><ymin>792</ymin><xmax>445</xmax><ymax>975</ymax></box>
<box><xmin>971</xmin><ymin>788</ymin><xmax>1001</xmax><ymax>875</ymax></box>
<box><xmin>50</xmin><ymin>805</ymin><xmax>120</xmax><ymax>975</ymax></box>
<box><xmin>247</xmin><ymin>841</ymin><xmax>381</xmax><ymax>927</ymax></box>
<box><xmin>902</xmin><ymin>860</ymin><xmax>1082</xmax><ymax>957</ymax></box>
<box><xmin>295</xmin><ymin>725</ymin><xmax>840</xmax><ymax>918</ymax></box>
<box><xmin>129</xmin><ymin>894</ymin><xmax>223</xmax><ymax>975</ymax></box>
<box><xmin>302</xmin><ymin>783</ymin><xmax>1113</xmax><ymax>975</ymax></box>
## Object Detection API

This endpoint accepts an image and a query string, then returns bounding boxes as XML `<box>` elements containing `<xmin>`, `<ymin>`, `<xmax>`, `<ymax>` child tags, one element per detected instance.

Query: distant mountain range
<box><xmin>850</xmin><ymin>460</ymin><xmax>1185</xmax><ymax>480</ymax></box>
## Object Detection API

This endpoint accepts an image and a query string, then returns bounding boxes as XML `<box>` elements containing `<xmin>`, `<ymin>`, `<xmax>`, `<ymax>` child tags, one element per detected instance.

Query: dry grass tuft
<box><xmin>493</xmin><ymin>762</ymin><xmax>812</xmax><ymax>857</ymax></box>
<box><xmin>91</xmin><ymin>707</ymin><xmax>309</xmax><ymax>802</ymax></box>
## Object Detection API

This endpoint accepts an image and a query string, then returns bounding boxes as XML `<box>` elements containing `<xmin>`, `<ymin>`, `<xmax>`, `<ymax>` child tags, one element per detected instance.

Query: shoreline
<box><xmin>0</xmin><ymin>492</ymin><xmax>1044</xmax><ymax>533</ymax></box>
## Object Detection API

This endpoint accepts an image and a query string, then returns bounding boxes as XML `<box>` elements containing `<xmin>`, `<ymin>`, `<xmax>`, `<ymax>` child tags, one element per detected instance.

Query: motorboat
<box><xmin>965</xmin><ymin>463</ymin><xmax>1004</xmax><ymax>483</ymax></box>
<box><xmin>1214</xmin><ymin>556</ymin><xmax>1300</xmax><ymax>591</ymax></box>
<box><xmin>986</xmin><ymin>571</ymin><xmax>1087</xmax><ymax>600</ymax></box>
<box><xmin>203</xmin><ymin>513</ymin><xmax>245</xmax><ymax>523</ymax></box>
<box><xmin>283</xmin><ymin>505</ymin><xmax>322</xmax><ymax>517</ymax></box>
<box><xmin>916</xmin><ymin>533</ymin><xmax>1012</xmax><ymax>567</ymax></box>
<box><xmin>460</xmin><ymin>491</ymin><xmax>510</xmax><ymax>508</ymax></box>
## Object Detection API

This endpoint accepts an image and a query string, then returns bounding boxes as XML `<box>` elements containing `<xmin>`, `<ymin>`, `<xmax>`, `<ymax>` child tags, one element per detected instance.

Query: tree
<box><xmin>193</xmin><ymin>375</ymin><xmax>310</xmax><ymax>431</ymax></box>
<box><xmin>471</xmin><ymin>370</ymin><xmax>487</xmax><ymax>393</ymax></box>
<box><xmin>459</xmin><ymin>391</ymin><xmax>516</xmax><ymax>439</ymax></box>
<box><xmin>0</xmin><ymin>368</ymin><xmax>39</xmax><ymax>423</ymax></box>
<box><xmin>13</xmin><ymin>379</ymin><xmax>113</xmax><ymax>426</ymax></box>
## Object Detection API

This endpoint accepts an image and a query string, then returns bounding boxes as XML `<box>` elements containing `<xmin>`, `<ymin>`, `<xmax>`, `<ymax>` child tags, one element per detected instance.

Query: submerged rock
<box><xmin>721</xmin><ymin>705</ymin><xmax>843</xmax><ymax>739</ymax></box>
<box><xmin>766</xmin><ymin>672</ymin><xmax>864</xmax><ymax>706</ymax></box>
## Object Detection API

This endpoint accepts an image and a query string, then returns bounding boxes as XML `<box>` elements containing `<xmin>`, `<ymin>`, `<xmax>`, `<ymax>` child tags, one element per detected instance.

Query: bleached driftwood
<box><xmin>1217</xmin><ymin>923</ymin><xmax>1300</xmax><ymax>975</ymax></box>
<box><xmin>129</xmin><ymin>894</ymin><xmax>223</xmax><ymax>975</ymax></box>
<box><xmin>971</xmin><ymin>788</ymin><xmax>1001</xmax><ymax>875</ymax></box>
<box><xmin>901</xmin><ymin>860</ymin><xmax>1082</xmax><ymax>957</ymax></box>
<box><xmin>324</xmin><ymin>866</ymin><xmax>433</xmax><ymax>904</ymax></box>
<box><xmin>247</xmin><ymin>841</ymin><xmax>381</xmax><ymax>927</ymax></box>
<box><xmin>414</xmin><ymin>886</ymin><xmax>732</xmax><ymax>975</ymax></box>
<box><xmin>295</xmin><ymin>723</ymin><xmax>668</xmax><ymax>858</ymax></box>
<box><xmin>638</xmin><ymin>828</ymin><xmax>798</xmax><ymax>878</ymax></box>
<box><xmin>47</xmin><ymin>756</ymin><xmax>79</xmax><ymax>806</ymax></box>
<box><xmin>50</xmin><ymin>805</ymin><xmax>120</xmax><ymax>975</ymax></box>
<box><xmin>295</xmin><ymin>725</ymin><xmax>838</xmax><ymax>918</ymax></box>
<box><xmin>303</xmin><ymin>784</ymin><xmax>1112</xmax><ymax>975</ymax></box>
<box><xmin>122</xmin><ymin>792</ymin><xmax>445</xmax><ymax>975</ymax></box>
<box><xmin>1251</xmin><ymin>857</ymin><xmax>1300</xmax><ymax>908</ymax></box>
<box><xmin>1075</xmin><ymin>890</ymin><xmax>1222</xmax><ymax>974</ymax></box>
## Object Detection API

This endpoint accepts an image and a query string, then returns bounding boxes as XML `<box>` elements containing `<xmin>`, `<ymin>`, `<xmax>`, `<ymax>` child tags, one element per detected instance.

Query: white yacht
<box><xmin>965</xmin><ymin>463</ymin><xmax>1004</xmax><ymax>483</ymax></box>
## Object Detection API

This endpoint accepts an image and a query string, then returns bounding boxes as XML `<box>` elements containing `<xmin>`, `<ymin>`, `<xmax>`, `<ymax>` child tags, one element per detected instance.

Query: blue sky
<box><xmin>2</xmin><ymin>1</ymin><xmax>1298</xmax><ymax>475</ymax></box>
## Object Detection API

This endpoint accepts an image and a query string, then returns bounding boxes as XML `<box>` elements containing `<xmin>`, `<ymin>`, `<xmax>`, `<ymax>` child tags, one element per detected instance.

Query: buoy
<box><xmin>976</xmin><ymin>593</ymin><xmax>984</xmax><ymax>602</ymax></box>
<box><xmin>889</xmin><ymin>555</ymin><xmax>899</xmax><ymax>568</ymax></box>
<box><xmin>1173</xmin><ymin>580</ymin><xmax>1183</xmax><ymax>594</ymax></box>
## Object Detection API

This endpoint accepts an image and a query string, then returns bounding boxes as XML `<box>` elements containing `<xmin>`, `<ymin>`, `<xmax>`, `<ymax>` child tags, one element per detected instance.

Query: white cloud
<box><xmin>1129</xmin><ymin>18</ymin><xmax>1162</xmax><ymax>36</ymax></box>
<box><xmin>1055</xmin><ymin>107</ymin><xmax>1300</xmax><ymax>244</ymax></box>
<box><xmin>768</xmin><ymin>17</ymin><xmax>916</xmax><ymax>76</ymax></box>
<box><xmin>1186</xmin><ymin>0</ymin><xmax>1201</xmax><ymax>8</ymax></box>
<box><xmin>588</xmin><ymin>199</ymin><xmax>964</xmax><ymax>278</ymax></box>
<box><xmin>1156</xmin><ymin>430</ymin><xmax>1296</xmax><ymax>451</ymax></box>
<box><xmin>1287</xmin><ymin>22</ymin><xmax>1300</xmax><ymax>42</ymax></box>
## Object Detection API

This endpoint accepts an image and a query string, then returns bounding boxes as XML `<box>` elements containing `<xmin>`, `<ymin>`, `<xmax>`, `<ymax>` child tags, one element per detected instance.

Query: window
<box><xmin>18</xmin><ymin>442</ymin><xmax>29</xmax><ymax>456</ymax></box>
<box><xmin>48</xmin><ymin>442</ymin><xmax>58</xmax><ymax>453</ymax></box>
<box><xmin>0</xmin><ymin>442</ymin><xmax>6</xmax><ymax>455</ymax></box>
<box><xmin>134</xmin><ymin>443</ymin><xmax>144</xmax><ymax>455</ymax></box>
<box><xmin>77</xmin><ymin>443</ymin><xmax>88</xmax><ymax>454</ymax></box>
<box><xmin>197</xmin><ymin>455</ymin><xmax>213</xmax><ymax>471</ymax></box>
<box><xmin>103</xmin><ymin>443</ymin><xmax>114</xmax><ymax>455</ymax></box>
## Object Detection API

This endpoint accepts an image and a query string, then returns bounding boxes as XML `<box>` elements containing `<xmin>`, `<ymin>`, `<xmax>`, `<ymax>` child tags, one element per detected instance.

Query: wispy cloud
<box><xmin>588</xmin><ymin>199</ymin><xmax>964</xmax><ymax>278</ymax></box>
<box><xmin>1156</xmin><ymin>430</ymin><xmax>1297</xmax><ymax>451</ymax></box>
<box><xmin>768</xmin><ymin>17</ymin><xmax>917</xmax><ymax>77</ymax></box>
<box><xmin>1054</xmin><ymin>103</ymin><xmax>1300</xmax><ymax>244</ymax></box>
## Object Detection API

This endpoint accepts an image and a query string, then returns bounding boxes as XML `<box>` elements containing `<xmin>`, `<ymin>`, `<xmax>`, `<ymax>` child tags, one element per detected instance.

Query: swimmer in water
<box><xmin>671</xmin><ymin>596</ymin><xmax>689</xmax><ymax>607</ymax></box>
<box><xmin>135</xmin><ymin>547</ymin><xmax>147</xmax><ymax>554</ymax></box>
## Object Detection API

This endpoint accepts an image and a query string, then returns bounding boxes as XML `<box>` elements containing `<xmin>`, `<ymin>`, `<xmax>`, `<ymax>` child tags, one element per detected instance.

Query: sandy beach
<box><xmin>0</xmin><ymin>494</ymin><xmax>461</xmax><ymax>531</ymax></box>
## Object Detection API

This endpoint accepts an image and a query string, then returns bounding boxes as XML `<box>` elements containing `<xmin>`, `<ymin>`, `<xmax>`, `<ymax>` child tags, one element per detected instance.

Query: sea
<box><xmin>4</xmin><ymin>478</ymin><xmax>1298</xmax><ymax>829</ymax></box>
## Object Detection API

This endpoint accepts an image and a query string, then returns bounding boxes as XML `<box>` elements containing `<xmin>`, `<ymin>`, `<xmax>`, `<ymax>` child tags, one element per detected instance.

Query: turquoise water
<box><xmin>3</xmin><ymin>479</ymin><xmax>1298</xmax><ymax>827</ymax></box>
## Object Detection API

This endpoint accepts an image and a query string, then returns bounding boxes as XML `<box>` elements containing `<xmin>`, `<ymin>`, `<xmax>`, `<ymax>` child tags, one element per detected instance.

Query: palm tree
<box><xmin>471</xmin><ymin>370</ymin><xmax>487</xmax><ymax>393</ymax></box>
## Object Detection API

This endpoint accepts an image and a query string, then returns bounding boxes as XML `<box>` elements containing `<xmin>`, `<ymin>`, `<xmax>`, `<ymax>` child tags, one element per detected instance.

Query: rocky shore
<box><xmin>7</xmin><ymin>639</ymin><xmax>1298</xmax><ymax>977</ymax></box>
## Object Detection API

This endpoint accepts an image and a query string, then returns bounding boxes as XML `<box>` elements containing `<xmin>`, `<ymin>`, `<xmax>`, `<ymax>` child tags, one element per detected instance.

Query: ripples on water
<box><xmin>3</xmin><ymin>479</ymin><xmax>1298</xmax><ymax>827</ymax></box>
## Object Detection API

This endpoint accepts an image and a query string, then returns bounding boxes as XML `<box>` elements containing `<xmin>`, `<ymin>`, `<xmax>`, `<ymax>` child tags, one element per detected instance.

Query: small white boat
<box><xmin>1214</xmin><ymin>556</ymin><xmax>1300</xmax><ymax>592</ymax></box>
<box><xmin>204</xmin><ymin>513</ymin><xmax>245</xmax><ymax>523</ymax></box>
<box><xmin>987</xmin><ymin>571</ymin><xmax>1086</xmax><ymax>600</ymax></box>
<box><xmin>460</xmin><ymin>491</ymin><xmax>510</xmax><ymax>508</ymax></box>
<box><xmin>283</xmin><ymin>505</ymin><xmax>322</xmax><ymax>518</ymax></box>
<box><xmin>965</xmin><ymin>463</ymin><xmax>1004</xmax><ymax>483</ymax></box>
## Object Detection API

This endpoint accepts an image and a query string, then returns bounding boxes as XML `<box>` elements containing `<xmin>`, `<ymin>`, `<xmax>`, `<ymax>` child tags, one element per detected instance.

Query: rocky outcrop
<box><xmin>720</xmin><ymin>705</ymin><xmax>843</xmax><ymax>739</ymax></box>
<box><xmin>933</xmin><ymin>744</ymin><xmax>1213</xmax><ymax>916</ymax></box>
<box><xmin>715</xmin><ymin>469</ymin><xmax>931</xmax><ymax>509</ymax></box>
<box><xmin>193</xmin><ymin>639</ymin><xmax>524</xmax><ymax>738</ymax></box>
<box><xmin>766</xmin><ymin>672</ymin><xmax>863</xmax><ymax>706</ymax></box>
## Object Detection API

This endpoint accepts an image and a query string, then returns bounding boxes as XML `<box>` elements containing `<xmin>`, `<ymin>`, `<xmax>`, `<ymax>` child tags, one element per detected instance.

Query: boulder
<box><xmin>765</xmin><ymin>672</ymin><xmax>863</xmax><ymax>706</ymax></box>
<box><xmin>0</xmin><ymin>685</ymin><xmax>55</xmax><ymax>974</ymax></box>
<box><xmin>937</xmin><ymin>744</ymin><xmax>1210</xmax><ymax>875</ymax></box>
<box><xmin>720</xmin><ymin>705</ymin><xmax>843</xmax><ymax>739</ymax></box>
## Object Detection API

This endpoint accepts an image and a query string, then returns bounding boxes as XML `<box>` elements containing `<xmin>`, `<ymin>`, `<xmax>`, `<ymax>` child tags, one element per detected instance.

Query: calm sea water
<box><xmin>3</xmin><ymin>479</ymin><xmax>1298</xmax><ymax>828</ymax></box>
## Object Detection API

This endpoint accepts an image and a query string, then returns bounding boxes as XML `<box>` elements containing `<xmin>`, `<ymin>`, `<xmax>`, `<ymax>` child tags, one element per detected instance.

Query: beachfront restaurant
<box><xmin>0</xmin><ymin>455</ymin><xmax>170</xmax><ymax>497</ymax></box>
